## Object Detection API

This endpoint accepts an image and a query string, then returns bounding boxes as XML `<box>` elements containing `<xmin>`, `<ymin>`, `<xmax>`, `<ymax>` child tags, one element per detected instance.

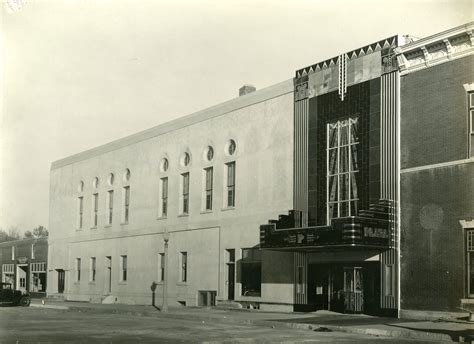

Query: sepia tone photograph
<box><xmin>0</xmin><ymin>0</ymin><xmax>473</xmax><ymax>342</ymax></box>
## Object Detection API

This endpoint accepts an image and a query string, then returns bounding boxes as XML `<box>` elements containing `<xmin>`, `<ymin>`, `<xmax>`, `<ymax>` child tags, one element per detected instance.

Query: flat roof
<box><xmin>51</xmin><ymin>79</ymin><xmax>294</xmax><ymax>170</ymax></box>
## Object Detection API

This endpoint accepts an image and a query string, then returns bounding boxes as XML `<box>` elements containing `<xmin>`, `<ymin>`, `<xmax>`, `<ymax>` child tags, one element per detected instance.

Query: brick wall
<box><xmin>400</xmin><ymin>55</ymin><xmax>474</xmax><ymax>169</ymax></box>
<box><xmin>400</xmin><ymin>163</ymin><xmax>473</xmax><ymax>312</ymax></box>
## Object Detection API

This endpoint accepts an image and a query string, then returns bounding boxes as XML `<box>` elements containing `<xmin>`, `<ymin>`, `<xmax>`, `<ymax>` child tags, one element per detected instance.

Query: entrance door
<box><xmin>226</xmin><ymin>249</ymin><xmax>235</xmax><ymax>300</ymax></box>
<box><xmin>227</xmin><ymin>264</ymin><xmax>235</xmax><ymax>300</ymax></box>
<box><xmin>307</xmin><ymin>264</ymin><xmax>330</xmax><ymax>310</ymax></box>
<box><xmin>57</xmin><ymin>269</ymin><xmax>65</xmax><ymax>293</ymax></box>
<box><xmin>16</xmin><ymin>265</ymin><xmax>28</xmax><ymax>293</ymax></box>
<box><xmin>343</xmin><ymin>267</ymin><xmax>364</xmax><ymax>313</ymax></box>
<box><xmin>105</xmin><ymin>256</ymin><xmax>112</xmax><ymax>295</ymax></box>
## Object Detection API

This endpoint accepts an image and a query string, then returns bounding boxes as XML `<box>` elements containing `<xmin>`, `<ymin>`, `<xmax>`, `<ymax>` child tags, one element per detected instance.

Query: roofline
<box><xmin>51</xmin><ymin>79</ymin><xmax>294</xmax><ymax>170</ymax></box>
<box><xmin>397</xmin><ymin>21</ymin><xmax>473</xmax><ymax>53</ymax></box>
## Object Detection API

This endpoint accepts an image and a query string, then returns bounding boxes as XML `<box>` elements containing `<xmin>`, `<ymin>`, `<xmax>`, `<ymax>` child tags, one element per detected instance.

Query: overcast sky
<box><xmin>0</xmin><ymin>0</ymin><xmax>472</xmax><ymax>233</ymax></box>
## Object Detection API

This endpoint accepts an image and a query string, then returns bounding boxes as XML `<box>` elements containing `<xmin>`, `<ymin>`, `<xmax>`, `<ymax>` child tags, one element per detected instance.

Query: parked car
<box><xmin>0</xmin><ymin>282</ymin><xmax>30</xmax><ymax>306</ymax></box>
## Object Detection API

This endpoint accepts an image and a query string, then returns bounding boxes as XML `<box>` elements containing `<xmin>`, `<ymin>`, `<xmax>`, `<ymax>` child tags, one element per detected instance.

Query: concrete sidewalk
<box><xmin>31</xmin><ymin>299</ymin><xmax>474</xmax><ymax>342</ymax></box>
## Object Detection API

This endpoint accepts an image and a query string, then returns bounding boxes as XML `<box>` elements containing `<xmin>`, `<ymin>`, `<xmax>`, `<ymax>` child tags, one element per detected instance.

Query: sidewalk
<box><xmin>31</xmin><ymin>299</ymin><xmax>474</xmax><ymax>342</ymax></box>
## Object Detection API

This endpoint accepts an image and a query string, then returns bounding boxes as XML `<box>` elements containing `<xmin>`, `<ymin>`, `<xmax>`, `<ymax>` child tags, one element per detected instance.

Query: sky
<box><xmin>0</xmin><ymin>0</ymin><xmax>472</xmax><ymax>233</ymax></box>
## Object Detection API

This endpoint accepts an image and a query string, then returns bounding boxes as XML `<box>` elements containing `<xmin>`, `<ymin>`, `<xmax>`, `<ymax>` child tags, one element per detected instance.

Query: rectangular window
<box><xmin>30</xmin><ymin>263</ymin><xmax>46</xmax><ymax>292</ymax></box>
<box><xmin>160</xmin><ymin>177</ymin><xmax>168</xmax><ymax>217</ymax></box>
<box><xmin>241</xmin><ymin>248</ymin><xmax>262</xmax><ymax>297</ymax></box>
<box><xmin>226</xmin><ymin>162</ymin><xmax>235</xmax><ymax>207</ymax></box>
<box><xmin>204</xmin><ymin>167</ymin><xmax>213</xmax><ymax>211</ymax></box>
<box><xmin>123</xmin><ymin>186</ymin><xmax>130</xmax><ymax>223</ymax></box>
<box><xmin>120</xmin><ymin>255</ymin><xmax>127</xmax><ymax>282</ymax></box>
<box><xmin>467</xmin><ymin>230</ymin><xmax>474</xmax><ymax>297</ymax></box>
<box><xmin>11</xmin><ymin>246</ymin><xmax>15</xmax><ymax>261</ymax></box>
<box><xmin>2</xmin><ymin>264</ymin><xmax>14</xmax><ymax>284</ymax></box>
<box><xmin>159</xmin><ymin>253</ymin><xmax>165</xmax><ymax>282</ymax></box>
<box><xmin>92</xmin><ymin>193</ymin><xmax>99</xmax><ymax>227</ymax></box>
<box><xmin>107</xmin><ymin>190</ymin><xmax>114</xmax><ymax>225</ymax></box>
<box><xmin>180</xmin><ymin>252</ymin><xmax>187</xmax><ymax>282</ymax></box>
<box><xmin>182</xmin><ymin>173</ymin><xmax>190</xmax><ymax>214</ymax></box>
<box><xmin>384</xmin><ymin>265</ymin><xmax>394</xmax><ymax>296</ymax></box>
<box><xmin>76</xmin><ymin>258</ymin><xmax>81</xmax><ymax>281</ymax></box>
<box><xmin>468</xmin><ymin>92</ymin><xmax>474</xmax><ymax>157</ymax></box>
<box><xmin>296</xmin><ymin>266</ymin><xmax>304</xmax><ymax>294</ymax></box>
<box><xmin>90</xmin><ymin>257</ymin><xmax>96</xmax><ymax>282</ymax></box>
<box><xmin>31</xmin><ymin>244</ymin><xmax>35</xmax><ymax>259</ymax></box>
<box><xmin>327</xmin><ymin>118</ymin><xmax>359</xmax><ymax>224</ymax></box>
<box><xmin>78</xmin><ymin>196</ymin><xmax>84</xmax><ymax>229</ymax></box>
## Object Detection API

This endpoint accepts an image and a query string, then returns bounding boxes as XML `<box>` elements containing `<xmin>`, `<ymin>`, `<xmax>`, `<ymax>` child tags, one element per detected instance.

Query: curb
<box><xmin>29</xmin><ymin>303</ymin><xmax>459</xmax><ymax>342</ymax></box>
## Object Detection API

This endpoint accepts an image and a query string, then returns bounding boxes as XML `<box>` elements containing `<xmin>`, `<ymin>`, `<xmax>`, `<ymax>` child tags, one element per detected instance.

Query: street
<box><xmin>0</xmin><ymin>307</ymin><xmax>435</xmax><ymax>343</ymax></box>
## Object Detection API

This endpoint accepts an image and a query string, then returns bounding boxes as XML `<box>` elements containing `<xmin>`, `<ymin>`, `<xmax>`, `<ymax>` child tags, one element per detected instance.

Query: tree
<box><xmin>24</xmin><ymin>230</ymin><xmax>34</xmax><ymax>239</ymax></box>
<box><xmin>0</xmin><ymin>226</ymin><xmax>21</xmax><ymax>243</ymax></box>
<box><xmin>32</xmin><ymin>225</ymin><xmax>48</xmax><ymax>238</ymax></box>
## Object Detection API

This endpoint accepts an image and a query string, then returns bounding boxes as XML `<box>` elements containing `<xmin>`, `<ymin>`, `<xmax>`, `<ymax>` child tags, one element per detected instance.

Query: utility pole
<box><xmin>162</xmin><ymin>229</ymin><xmax>170</xmax><ymax>312</ymax></box>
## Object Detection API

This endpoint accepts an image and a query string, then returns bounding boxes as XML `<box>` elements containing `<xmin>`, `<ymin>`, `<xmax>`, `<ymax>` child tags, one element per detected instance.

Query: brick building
<box><xmin>48</xmin><ymin>22</ymin><xmax>473</xmax><ymax>318</ymax></box>
<box><xmin>0</xmin><ymin>238</ymin><xmax>48</xmax><ymax>298</ymax></box>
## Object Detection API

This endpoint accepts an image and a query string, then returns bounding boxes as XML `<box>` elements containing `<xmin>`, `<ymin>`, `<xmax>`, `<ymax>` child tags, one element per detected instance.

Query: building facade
<box><xmin>48</xmin><ymin>23</ymin><xmax>473</xmax><ymax>316</ymax></box>
<box><xmin>0</xmin><ymin>238</ymin><xmax>48</xmax><ymax>298</ymax></box>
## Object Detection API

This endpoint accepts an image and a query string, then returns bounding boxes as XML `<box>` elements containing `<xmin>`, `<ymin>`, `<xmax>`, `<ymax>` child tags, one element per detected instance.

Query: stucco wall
<box><xmin>48</xmin><ymin>82</ymin><xmax>295</xmax><ymax>306</ymax></box>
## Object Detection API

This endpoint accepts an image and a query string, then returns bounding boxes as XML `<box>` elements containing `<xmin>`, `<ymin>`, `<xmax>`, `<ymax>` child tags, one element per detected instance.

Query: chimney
<box><xmin>239</xmin><ymin>84</ymin><xmax>256</xmax><ymax>97</ymax></box>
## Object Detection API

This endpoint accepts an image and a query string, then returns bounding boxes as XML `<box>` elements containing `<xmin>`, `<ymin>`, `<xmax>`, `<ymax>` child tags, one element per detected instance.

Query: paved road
<box><xmin>0</xmin><ymin>307</ymin><xmax>434</xmax><ymax>343</ymax></box>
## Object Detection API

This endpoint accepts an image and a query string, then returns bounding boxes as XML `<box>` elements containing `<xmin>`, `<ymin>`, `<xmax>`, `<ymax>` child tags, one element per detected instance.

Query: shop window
<box><xmin>160</xmin><ymin>177</ymin><xmax>168</xmax><ymax>217</ymax></box>
<box><xmin>90</xmin><ymin>257</ymin><xmax>96</xmax><ymax>282</ymax></box>
<box><xmin>225</xmin><ymin>162</ymin><xmax>235</xmax><ymax>208</ymax></box>
<box><xmin>296</xmin><ymin>266</ymin><xmax>304</xmax><ymax>294</ymax></box>
<box><xmin>30</xmin><ymin>262</ymin><xmax>46</xmax><ymax>292</ymax></box>
<box><xmin>327</xmin><ymin>118</ymin><xmax>359</xmax><ymax>224</ymax></box>
<box><xmin>158</xmin><ymin>253</ymin><xmax>165</xmax><ymax>282</ymax></box>
<box><xmin>107</xmin><ymin>190</ymin><xmax>114</xmax><ymax>225</ymax></box>
<box><xmin>2</xmin><ymin>264</ymin><xmax>14</xmax><ymax>284</ymax></box>
<box><xmin>76</xmin><ymin>258</ymin><xmax>81</xmax><ymax>282</ymax></box>
<box><xmin>204</xmin><ymin>167</ymin><xmax>213</xmax><ymax>211</ymax></box>
<box><xmin>241</xmin><ymin>248</ymin><xmax>261</xmax><ymax>297</ymax></box>
<box><xmin>384</xmin><ymin>265</ymin><xmax>394</xmax><ymax>296</ymax></box>
<box><xmin>467</xmin><ymin>230</ymin><xmax>474</xmax><ymax>297</ymax></box>
<box><xmin>180</xmin><ymin>252</ymin><xmax>187</xmax><ymax>282</ymax></box>
<box><xmin>120</xmin><ymin>255</ymin><xmax>127</xmax><ymax>282</ymax></box>
<box><xmin>181</xmin><ymin>173</ymin><xmax>190</xmax><ymax>215</ymax></box>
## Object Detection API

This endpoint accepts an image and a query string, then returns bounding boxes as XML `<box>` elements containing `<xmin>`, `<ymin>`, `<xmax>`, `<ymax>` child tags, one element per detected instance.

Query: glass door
<box><xmin>343</xmin><ymin>267</ymin><xmax>363</xmax><ymax>313</ymax></box>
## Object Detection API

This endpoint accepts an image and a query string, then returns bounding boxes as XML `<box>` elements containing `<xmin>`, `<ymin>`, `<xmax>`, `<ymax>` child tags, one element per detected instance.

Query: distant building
<box><xmin>0</xmin><ymin>238</ymin><xmax>48</xmax><ymax>297</ymax></box>
<box><xmin>48</xmin><ymin>22</ymin><xmax>473</xmax><ymax>318</ymax></box>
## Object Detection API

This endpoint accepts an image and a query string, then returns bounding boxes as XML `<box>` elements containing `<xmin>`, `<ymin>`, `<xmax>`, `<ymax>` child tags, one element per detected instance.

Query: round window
<box><xmin>206</xmin><ymin>146</ymin><xmax>214</xmax><ymax>161</ymax></box>
<box><xmin>161</xmin><ymin>158</ymin><xmax>169</xmax><ymax>172</ymax></box>
<box><xmin>228</xmin><ymin>140</ymin><xmax>236</xmax><ymax>155</ymax></box>
<box><xmin>123</xmin><ymin>169</ymin><xmax>131</xmax><ymax>182</ymax></box>
<box><xmin>108</xmin><ymin>173</ymin><xmax>115</xmax><ymax>186</ymax></box>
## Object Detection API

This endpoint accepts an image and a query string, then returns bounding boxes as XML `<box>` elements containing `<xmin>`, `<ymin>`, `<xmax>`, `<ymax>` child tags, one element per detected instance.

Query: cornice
<box><xmin>395</xmin><ymin>22</ymin><xmax>474</xmax><ymax>75</ymax></box>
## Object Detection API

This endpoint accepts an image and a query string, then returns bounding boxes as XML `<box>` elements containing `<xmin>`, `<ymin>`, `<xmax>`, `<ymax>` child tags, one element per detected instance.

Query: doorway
<box><xmin>104</xmin><ymin>256</ymin><xmax>112</xmax><ymax>295</ymax></box>
<box><xmin>306</xmin><ymin>262</ymin><xmax>380</xmax><ymax>314</ymax></box>
<box><xmin>57</xmin><ymin>269</ymin><xmax>65</xmax><ymax>294</ymax></box>
<box><xmin>16</xmin><ymin>264</ymin><xmax>28</xmax><ymax>293</ymax></box>
<box><xmin>226</xmin><ymin>249</ymin><xmax>235</xmax><ymax>300</ymax></box>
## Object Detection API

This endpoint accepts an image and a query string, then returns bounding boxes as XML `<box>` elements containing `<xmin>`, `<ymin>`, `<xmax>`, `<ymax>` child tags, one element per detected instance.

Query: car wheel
<box><xmin>19</xmin><ymin>296</ymin><xmax>30</xmax><ymax>307</ymax></box>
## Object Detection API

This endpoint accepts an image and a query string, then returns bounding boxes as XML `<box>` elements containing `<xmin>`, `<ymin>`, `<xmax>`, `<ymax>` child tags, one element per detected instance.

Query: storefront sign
<box><xmin>363</xmin><ymin>227</ymin><xmax>389</xmax><ymax>239</ymax></box>
<box><xmin>17</xmin><ymin>257</ymin><xmax>28</xmax><ymax>264</ymax></box>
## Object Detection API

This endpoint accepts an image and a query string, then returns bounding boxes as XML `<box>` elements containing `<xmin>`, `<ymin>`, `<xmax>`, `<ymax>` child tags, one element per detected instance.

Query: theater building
<box><xmin>0</xmin><ymin>238</ymin><xmax>48</xmax><ymax>298</ymax></box>
<box><xmin>48</xmin><ymin>22</ymin><xmax>473</xmax><ymax>317</ymax></box>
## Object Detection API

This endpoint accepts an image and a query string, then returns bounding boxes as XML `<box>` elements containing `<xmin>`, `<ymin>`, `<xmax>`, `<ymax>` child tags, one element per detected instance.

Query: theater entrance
<box><xmin>307</xmin><ymin>262</ymin><xmax>380</xmax><ymax>314</ymax></box>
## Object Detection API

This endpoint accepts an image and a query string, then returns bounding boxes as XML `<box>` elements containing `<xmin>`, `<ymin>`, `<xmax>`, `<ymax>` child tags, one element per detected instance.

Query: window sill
<box><xmin>200</xmin><ymin>210</ymin><xmax>213</xmax><ymax>214</ymax></box>
<box><xmin>178</xmin><ymin>214</ymin><xmax>189</xmax><ymax>218</ymax></box>
<box><xmin>75</xmin><ymin>228</ymin><xmax>83</xmax><ymax>232</ymax></box>
<box><xmin>88</xmin><ymin>281</ymin><xmax>96</xmax><ymax>285</ymax></box>
<box><xmin>221</xmin><ymin>206</ymin><xmax>235</xmax><ymax>212</ymax></box>
<box><xmin>90</xmin><ymin>226</ymin><xmax>97</xmax><ymax>230</ymax></box>
<box><xmin>157</xmin><ymin>216</ymin><xmax>168</xmax><ymax>221</ymax></box>
<box><xmin>104</xmin><ymin>224</ymin><xmax>112</xmax><ymax>228</ymax></box>
<box><xmin>120</xmin><ymin>222</ymin><xmax>129</xmax><ymax>226</ymax></box>
<box><xmin>176</xmin><ymin>282</ymin><xmax>188</xmax><ymax>286</ymax></box>
<box><xmin>74</xmin><ymin>281</ymin><xmax>80</xmax><ymax>285</ymax></box>
<box><xmin>155</xmin><ymin>281</ymin><xmax>164</xmax><ymax>285</ymax></box>
<box><xmin>118</xmin><ymin>281</ymin><xmax>128</xmax><ymax>285</ymax></box>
